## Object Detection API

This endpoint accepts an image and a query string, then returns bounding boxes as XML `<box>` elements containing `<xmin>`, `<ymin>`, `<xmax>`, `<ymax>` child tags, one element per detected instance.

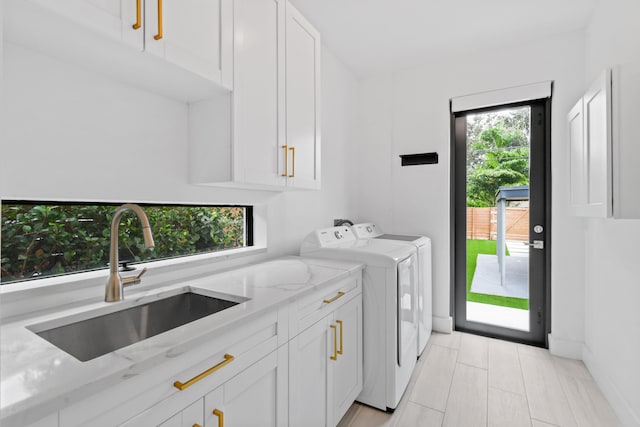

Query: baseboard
<box><xmin>582</xmin><ymin>345</ymin><xmax>640</xmax><ymax>426</ymax></box>
<box><xmin>432</xmin><ymin>316</ymin><xmax>453</xmax><ymax>333</ymax></box>
<box><xmin>548</xmin><ymin>334</ymin><xmax>583</xmax><ymax>359</ymax></box>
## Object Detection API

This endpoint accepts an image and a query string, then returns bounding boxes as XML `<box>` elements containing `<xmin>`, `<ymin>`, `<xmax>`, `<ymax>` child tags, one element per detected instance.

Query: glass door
<box><xmin>452</xmin><ymin>101</ymin><xmax>550</xmax><ymax>346</ymax></box>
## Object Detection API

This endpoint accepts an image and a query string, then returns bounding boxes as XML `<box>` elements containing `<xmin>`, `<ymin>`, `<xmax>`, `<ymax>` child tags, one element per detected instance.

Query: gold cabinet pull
<box><xmin>288</xmin><ymin>146</ymin><xmax>295</xmax><ymax>177</ymax></box>
<box><xmin>281</xmin><ymin>145</ymin><xmax>289</xmax><ymax>176</ymax></box>
<box><xmin>154</xmin><ymin>0</ymin><xmax>163</xmax><ymax>40</ymax></box>
<box><xmin>323</xmin><ymin>291</ymin><xmax>345</xmax><ymax>304</ymax></box>
<box><xmin>132</xmin><ymin>0</ymin><xmax>142</xmax><ymax>29</ymax></box>
<box><xmin>173</xmin><ymin>354</ymin><xmax>234</xmax><ymax>390</ymax></box>
<box><xmin>330</xmin><ymin>324</ymin><xmax>338</xmax><ymax>361</ymax></box>
<box><xmin>193</xmin><ymin>424</ymin><xmax>202</xmax><ymax>427</ymax></box>
<box><xmin>213</xmin><ymin>409</ymin><xmax>224</xmax><ymax>427</ymax></box>
<box><xmin>336</xmin><ymin>320</ymin><xmax>344</xmax><ymax>355</ymax></box>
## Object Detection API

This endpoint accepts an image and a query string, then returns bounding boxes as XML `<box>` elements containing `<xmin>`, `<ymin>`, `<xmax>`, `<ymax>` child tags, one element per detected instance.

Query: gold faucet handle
<box><xmin>122</xmin><ymin>267</ymin><xmax>148</xmax><ymax>287</ymax></box>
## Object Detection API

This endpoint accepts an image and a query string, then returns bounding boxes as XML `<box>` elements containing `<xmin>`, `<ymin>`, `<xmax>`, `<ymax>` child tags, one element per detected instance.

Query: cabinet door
<box><xmin>181</xmin><ymin>399</ymin><xmax>204</xmax><ymax>427</ymax></box>
<box><xmin>582</xmin><ymin>69</ymin><xmax>612</xmax><ymax>217</ymax></box>
<box><xmin>232</xmin><ymin>0</ymin><xmax>286</xmax><ymax>187</ymax></box>
<box><xmin>145</xmin><ymin>0</ymin><xmax>226</xmax><ymax>83</ymax></box>
<box><xmin>25</xmin><ymin>413</ymin><xmax>59</xmax><ymax>427</ymax></box>
<box><xmin>29</xmin><ymin>0</ymin><xmax>143</xmax><ymax>49</ymax></box>
<box><xmin>332</xmin><ymin>296</ymin><xmax>363</xmax><ymax>426</ymax></box>
<box><xmin>289</xmin><ymin>316</ymin><xmax>333</xmax><ymax>427</ymax></box>
<box><xmin>204</xmin><ymin>347</ymin><xmax>288</xmax><ymax>427</ymax></box>
<box><xmin>612</xmin><ymin>63</ymin><xmax>640</xmax><ymax>218</ymax></box>
<box><xmin>568</xmin><ymin>98</ymin><xmax>587</xmax><ymax>214</ymax></box>
<box><xmin>159</xmin><ymin>413</ymin><xmax>182</xmax><ymax>427</ymax></box>
<box><xmin>284</xmin><ymin>2</ymin><xmax>321</xmax><ymax>189</ymax></box>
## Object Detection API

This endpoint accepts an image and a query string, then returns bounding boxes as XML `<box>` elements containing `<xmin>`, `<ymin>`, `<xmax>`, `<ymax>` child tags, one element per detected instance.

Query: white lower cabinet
<box><xmin>25</xmin><ymin>413</ymin><xmax>58</xmax><ymax>427</ymax></box>
<box><xmin>158</xmin><ymin>399</ymin><xmax>203</xmax><ymax>427</ymax></box>
<box><xmin>204</xmin><ymin>346</ymin><xmax>288</xmax><ymax>427</ymax></box>
<box><xmin>331</xmin><ymin>297</ymin><xmax>363</xmax><ymax>424</ymax></box>
<box><xmin>32</xmin><ymin>273</ymin><xmax>362</xmax><ymax>427</ymax></box>
<box><xmin>289</xmin><ymin>293</ymin><xmax>363</xmax><ymax>427</ymax></box>
<box><xmin>289</xmin><ymin>316</ymin><xmax>333</xmax><ymax>427</ymax></box>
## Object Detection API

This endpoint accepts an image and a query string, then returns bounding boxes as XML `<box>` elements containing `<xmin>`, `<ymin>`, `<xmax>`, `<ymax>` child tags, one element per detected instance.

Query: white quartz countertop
<box><xmin>0</xmin><ymin>256</ymin><xmax>363</xmax><ymax>425</ymax></box>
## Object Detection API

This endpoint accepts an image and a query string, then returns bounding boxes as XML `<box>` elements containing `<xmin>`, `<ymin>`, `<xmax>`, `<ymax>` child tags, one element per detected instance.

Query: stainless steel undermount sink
<box><xmin>29</xmin><ymin>291</ymin><xmax>248</xmax><ymax>362</ymax></box>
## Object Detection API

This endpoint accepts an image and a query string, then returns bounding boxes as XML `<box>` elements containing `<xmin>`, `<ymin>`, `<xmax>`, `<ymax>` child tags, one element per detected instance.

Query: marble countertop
<box><xmin>0</xmin><ymin>256</ymin><xmax>363</xmax><ymax>425</ymax></box>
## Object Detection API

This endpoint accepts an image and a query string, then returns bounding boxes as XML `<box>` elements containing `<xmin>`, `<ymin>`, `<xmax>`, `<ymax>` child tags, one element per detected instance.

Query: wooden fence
<box><xmin>466</xmin><ymin>207</ymin><xmax>529</xmax><ymax>241</ymax></box>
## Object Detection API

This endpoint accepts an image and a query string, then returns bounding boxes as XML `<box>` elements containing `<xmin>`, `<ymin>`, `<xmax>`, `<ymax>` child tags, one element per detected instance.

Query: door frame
<box><xmin>449</xmin><ymin>98</ymin><xmax>552</xmax><ymax>347</ymax></box>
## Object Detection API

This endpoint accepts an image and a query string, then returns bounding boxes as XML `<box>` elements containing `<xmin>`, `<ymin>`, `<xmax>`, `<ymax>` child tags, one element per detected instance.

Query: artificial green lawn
<box><xmin>466</xmin><ymin>239</ymin><xmax>529</xmax><ymax>310</ymax></box>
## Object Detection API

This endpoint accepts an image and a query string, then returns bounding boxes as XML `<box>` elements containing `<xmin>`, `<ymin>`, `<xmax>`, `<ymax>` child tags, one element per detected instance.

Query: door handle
<box><xmin>330</xmin><ymin>324</ymin><xmax>338</xmax><ymax>360</ymax></box>
<box><xmin>154</xmin><ymin>0</ymin><xmax>163</xmax><ymax>40</ymax></box>
<box><xmin>132</xmin><ymin>0</ymin><xmax>142</xmax><ymax>30</ymax></box>
<box><xmin>525</xmin><ymin>240</ymin><xmax>544</xmax><ymax>249</ymax></box>
<box><xmin>336</xmin><ymin>320</ymin><xmax>343</xmax><ymax>355</ymax></box>
<box><xmin>289</xmin><ymin>146</ymin><xmax>295</xmax><ymax>178</ymax></box>
<box><xmin>281</xmin><ymin>145</ymin><xmax>289</xmax><ymax>177</ymax></box>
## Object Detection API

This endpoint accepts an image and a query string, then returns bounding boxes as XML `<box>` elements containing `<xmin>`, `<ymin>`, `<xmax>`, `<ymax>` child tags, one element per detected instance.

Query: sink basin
<box><xmin>31</xmin><ymin>291</ymin><xmax>244</xmax><ymax>362</ymax></box>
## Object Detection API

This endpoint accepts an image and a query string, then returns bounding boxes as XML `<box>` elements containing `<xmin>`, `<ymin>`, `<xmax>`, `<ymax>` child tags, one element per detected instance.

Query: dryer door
<box><xmin>397</xmin><ymin>255</ymin><xmax>417</xmax><ymax>366</ymax></box>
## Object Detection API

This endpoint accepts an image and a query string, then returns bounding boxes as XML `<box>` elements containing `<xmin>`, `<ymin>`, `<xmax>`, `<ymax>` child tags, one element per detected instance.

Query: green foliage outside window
<box><xmin>1</xmin><ymin>203</ymin><xmax>248</xmax><ymax>284</ymax></box>
<box><xmin>466</xmin><ymin>107</ymin><xmax>531</xmax><ymax>207</ymax></box>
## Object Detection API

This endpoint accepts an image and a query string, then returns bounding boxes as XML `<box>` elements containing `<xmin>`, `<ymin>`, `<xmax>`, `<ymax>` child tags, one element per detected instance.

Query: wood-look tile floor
<box><xmin>337</xmin><ymin>332</ymin><xmax>620</xmax><ymax>427</ymax></box>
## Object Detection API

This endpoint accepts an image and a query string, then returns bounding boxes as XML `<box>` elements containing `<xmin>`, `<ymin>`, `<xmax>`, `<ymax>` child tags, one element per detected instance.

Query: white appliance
<box><xmin>301</xmin><ymin>226</ymin><xmax>418</xmax><ymax>412</ymax></box>
<box><xmin>351</xmin><ymin>223</ymin><xmax>432</xmax><ymax>356</ymax></box>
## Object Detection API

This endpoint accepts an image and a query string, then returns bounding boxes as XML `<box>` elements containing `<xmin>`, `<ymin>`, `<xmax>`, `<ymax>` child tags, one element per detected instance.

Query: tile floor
<box><xmin>337</xmin><ymin>331</ymin><xmax>620</xmax><ymax>427</ymax></box>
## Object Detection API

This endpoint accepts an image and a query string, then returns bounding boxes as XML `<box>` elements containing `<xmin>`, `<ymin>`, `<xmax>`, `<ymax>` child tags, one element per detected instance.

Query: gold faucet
<box><xmin>105</xmin><ymin>204</ymin><xmax>155</xmax><ymax>302</ymax></box>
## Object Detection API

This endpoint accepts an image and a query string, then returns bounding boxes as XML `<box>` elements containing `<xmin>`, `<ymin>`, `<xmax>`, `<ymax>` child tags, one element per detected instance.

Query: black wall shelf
<box><xmin>399</xmin><ymin>152</ymin><xmax>439</xmax><ymax>166</ymax></box>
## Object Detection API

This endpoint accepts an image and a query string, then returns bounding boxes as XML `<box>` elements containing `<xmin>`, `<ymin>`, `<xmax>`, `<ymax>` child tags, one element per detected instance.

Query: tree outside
<box><xmin>466</xmin><ymin>107</ymin><xmax>530</xmax><ymax>207</ymax></box>
<box><xmin>1</xmin><ymin>203</ymin><xmax>247</xmax><ymax>284</ymax></box>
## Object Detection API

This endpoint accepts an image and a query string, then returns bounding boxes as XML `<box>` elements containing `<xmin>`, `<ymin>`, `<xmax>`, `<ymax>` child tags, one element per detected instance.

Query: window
<box><xmin>1</xmin><ymin>201</ymin><xmax>253</xmax><ymax>284</ymax></box>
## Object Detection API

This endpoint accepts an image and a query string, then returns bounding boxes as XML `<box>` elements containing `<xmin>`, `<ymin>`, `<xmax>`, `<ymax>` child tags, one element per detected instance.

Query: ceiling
<box><xmin>288</xmin><ymin>0</ymin><xmax>597</xmax><ymax>78</ymax></box>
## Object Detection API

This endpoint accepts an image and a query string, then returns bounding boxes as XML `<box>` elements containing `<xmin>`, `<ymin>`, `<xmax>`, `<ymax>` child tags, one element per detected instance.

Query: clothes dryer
<box><xmin>301</xmin><ymin>226</ymin><xmax>418</xmax><ymax>411</ymax></box>
<box><xmin>351</xmin><ymin>223</ymin><xmax>432</xmax><ymax>356</ymax></box>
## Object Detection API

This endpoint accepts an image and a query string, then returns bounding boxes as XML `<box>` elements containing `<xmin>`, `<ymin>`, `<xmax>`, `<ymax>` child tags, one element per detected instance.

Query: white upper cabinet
<box><xmin>568</xmin><ymin>98</ymin><xmax>587</xmax><ymax>214</ymax></box>
<box><xmin>28</xmin><ymin>0</ymin><xmax>144</xmax><ymax>48</ymax></box>
<box><xmin>144</xmin><ymin>0</ymin><xmax>232</xmax><ymax>88</ymax></box>
<box><xmin>568</xmin><ymin>64</ymin><xmax>640</xmax><ymax>219</ymax></box>
<box><xmin>232</xmin><ymin>0</ymin><xmax>286</xmax><ymax>187</ymax></box>
<box><xmin>190</xmin><ymin>0</ymin><xmax>321</xmax><ymax>190</ymax></box>
<box><xmin>568</xmin><ymin>70</ymin><xmax>612</xmax><ymax>217</ymax></box>
<box><xmin>4</xmin><ymin>0</ymin><xmax>232</xmax><ymax>101</ymax></box>
<box><xmin>611</xmin><ymin>62</ymin><xmax>640</xmax><ymax>219</ymax></box>
<box><xmin>284</xmin><ymin>3</ymin><xmax>321</xmax><ymax>189</ymax></box>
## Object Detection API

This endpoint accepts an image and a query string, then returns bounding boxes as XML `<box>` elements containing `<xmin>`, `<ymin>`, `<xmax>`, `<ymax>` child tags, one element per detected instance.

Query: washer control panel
<box><xmin>352</xmin><ymin>222</ymin><xmax>380</xmax><ymax>238</ymax></box>
<box><xmin>316</xmin><ymin>226</ymin><xmax>356</xmax><ymax>246</ymax></box>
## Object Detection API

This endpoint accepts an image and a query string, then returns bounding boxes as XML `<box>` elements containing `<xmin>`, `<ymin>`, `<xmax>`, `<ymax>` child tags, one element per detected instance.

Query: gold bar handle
<box><xmin>336</xmin><ymin>319</ymin><xmax>343</xmax><ymax>355</ymax></box>
<box><xmin>132</xmin><ymin>0</ymin><xmax>142</xmax><ymax>29</ymax></box>
<box><xmin>173</xmin><ymin>354</ymin><xmax>234</xmax><ymax>390</ymax></box>
<box><xmin>193</xmin><ymin>424</ymin><xmax>202</xmax><ymax>427</ymax></box>
<box><xmin>330</xmin><ymin>324</ymin><xmax>338</xmax><ymax>361</ymax></box>
<box><xmin>289</xmin><ymin>146</ymin><xmax>295</xmax><ymax>178</ymax></box>
<box><xmin>213</xmin><ymin>409</ymin><xmax>224</xmax><ymax>427</ymax></box>
<box><xmin>154</xmin><ymin>0</ymin><xmax>163</xmax><ymax>40</ymax></box>
<box><xmin>281</xmin><ymin>145</ymin><xmax>289</xmax><ymax>176</ymax></box>
<box><xmin>323</xmin><ymin>291</ymin><xmax>345</xmax><ymax>304</ymax></box>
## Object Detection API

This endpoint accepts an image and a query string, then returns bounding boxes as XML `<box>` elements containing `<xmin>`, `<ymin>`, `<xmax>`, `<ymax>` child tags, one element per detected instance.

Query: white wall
<box><xmin>582</xmin><ymin>1</ymin><xmax>640</xmax><ymax>424</ymax></box>
<box><xmin>354</xmin><ymin>32</ymin><xmax>587</xmax><ymax>337</ymax></box>
<box><xmin>1</xmin><ymin>42</ymin><xmax>359</xmax><ymax>263</ymax></box>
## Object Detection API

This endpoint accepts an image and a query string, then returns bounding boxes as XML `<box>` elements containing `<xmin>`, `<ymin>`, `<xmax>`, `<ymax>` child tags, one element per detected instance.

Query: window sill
<box><xmin>0</xmin><ymin>245</ymin><xmax>268</xmax><ymax>321</ymax></box>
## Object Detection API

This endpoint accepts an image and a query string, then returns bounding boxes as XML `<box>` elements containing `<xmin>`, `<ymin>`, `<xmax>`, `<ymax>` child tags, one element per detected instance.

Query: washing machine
<box><xmin>351</xmin><ymin>222</ymin><xmax>432</xmax><ymax>357</ymax></box>
<box><xmin>300</xmin><ymin>226</ymin><xmax>418</xmax><ymax>411</ymax></box>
